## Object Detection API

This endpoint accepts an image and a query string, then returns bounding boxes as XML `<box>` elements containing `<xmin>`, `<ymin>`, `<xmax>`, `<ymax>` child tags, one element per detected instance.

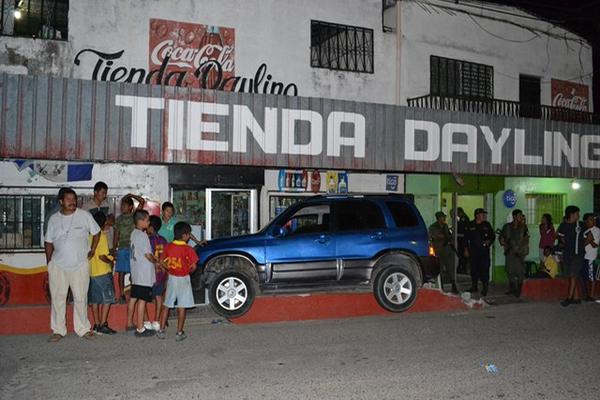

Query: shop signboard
<box><xmin>551</xmin><ymin>79</ymin><xmax>589</xmax><ymax>111</ymax></box>
<box><xmin>386</xmin><ymin>175</ymin><xmax>399</xmax><ymax>191</ymax></box>
<box><xmin>1</xmin><ymin>73</ymin><xmax>600</xmax><ymax>179</ymax></box>
<box><xmin>502</xmin><ymin>190</ymin><xmax>517</xmax><ymax>208</ymax></box>
<box><xmin>149</xmin><ymin>19</ymin><xmax>235</xmax><ymax>90</ymax></box>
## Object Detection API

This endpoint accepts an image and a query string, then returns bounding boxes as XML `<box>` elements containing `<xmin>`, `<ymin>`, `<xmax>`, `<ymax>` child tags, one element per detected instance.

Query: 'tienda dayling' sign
<box><xmin>1</xmin><ymin>73</ymin><xmax>599</xmax><ymax>178</ymax></box>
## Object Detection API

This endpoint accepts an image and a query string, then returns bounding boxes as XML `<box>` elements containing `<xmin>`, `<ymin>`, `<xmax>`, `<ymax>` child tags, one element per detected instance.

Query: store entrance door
<box><xmin>206</xmin><ymin>189</ymin><xmax>258</xmax><ymax>240</ymax></box>
<box><xmin>442</xmin><ymin>193</ymin><xmax>494</xmax><ymax>290</ymax></box>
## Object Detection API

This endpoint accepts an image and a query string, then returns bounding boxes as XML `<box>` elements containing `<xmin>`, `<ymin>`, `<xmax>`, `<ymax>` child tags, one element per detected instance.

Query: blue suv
<box><xmin>198</xmin><ymin>195</ymin><xmax>439</xmax><ymax>317</ymax></box>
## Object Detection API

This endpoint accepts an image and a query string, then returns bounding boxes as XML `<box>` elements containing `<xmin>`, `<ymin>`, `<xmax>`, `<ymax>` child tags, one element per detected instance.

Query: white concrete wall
<box><xmin>399</xmin><ymin>0</ymin><xmax>594</xmax><ymax>108</ymax></box>
<box><xmin>0</xmin><ymin>0</ymin><xmax>397</xmax><ymax>104</ymax></box>
<box><xmin>0</xmin><ymin>161</ymin><xmax>169</xmax><ymax>201</ymax></box>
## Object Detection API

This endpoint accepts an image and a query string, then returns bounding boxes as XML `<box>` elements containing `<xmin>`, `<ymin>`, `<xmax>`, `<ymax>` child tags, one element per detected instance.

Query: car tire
<box><xmin>209</xmin><ymin>270</ymin><xmax>256</xmax><ymax>318</ymax></box>
<box><xmin>373</xmin><ymin>265</ymin><xmax>417</xmax><ymax>312</ymax></box>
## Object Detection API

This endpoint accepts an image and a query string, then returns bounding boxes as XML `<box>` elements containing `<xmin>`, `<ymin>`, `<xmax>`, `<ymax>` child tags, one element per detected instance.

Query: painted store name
<box><xmin>74</xmin><ymin>48</ymin><xmax>298</xmax><ymax>95</ymax></box>
<box><xmin>115</xmin><ymin>95</ymin><xmax>600</xmax><ymax>168</ymax></box>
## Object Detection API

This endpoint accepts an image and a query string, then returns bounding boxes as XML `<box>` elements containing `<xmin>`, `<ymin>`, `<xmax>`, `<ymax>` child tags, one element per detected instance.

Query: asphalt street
<box><xmin>1</xmin><ymin>301</ymin><xmax>599</xmax><ymax>400</ymax></box>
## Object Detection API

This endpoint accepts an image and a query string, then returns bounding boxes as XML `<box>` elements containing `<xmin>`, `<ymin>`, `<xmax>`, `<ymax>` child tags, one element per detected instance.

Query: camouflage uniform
<box><xmin>500</xmin><ymin>223</ymin><xmax>529</xmax><ymax>295</ymax></box>
<box><xmin>429</xmin><ymin>222</ymin><xmax>455</xmax><ymax>285</ymax></box>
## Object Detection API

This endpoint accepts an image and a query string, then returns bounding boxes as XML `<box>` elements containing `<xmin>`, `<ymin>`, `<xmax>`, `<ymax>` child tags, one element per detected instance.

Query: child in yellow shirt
<box><xmin>88</xmin><ymin>212</ymin><xmax>117</xmax><ymax>335</ymax></box>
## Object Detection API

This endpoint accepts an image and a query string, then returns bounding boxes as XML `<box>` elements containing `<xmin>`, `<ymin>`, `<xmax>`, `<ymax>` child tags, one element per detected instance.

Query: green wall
<box><xmin>494</xmin><ymin>177</ymin><xmax>593</xmax><ymax>267</ymax></box>
<box><xmin>407</xmin><ymin>174</ymin><xmax>594</xmax><ymax>284</ymax></box>
<box><xmin>405</xmin><ymin>174</ymin><xmax>441</xmax><ymax>227</ymax></box>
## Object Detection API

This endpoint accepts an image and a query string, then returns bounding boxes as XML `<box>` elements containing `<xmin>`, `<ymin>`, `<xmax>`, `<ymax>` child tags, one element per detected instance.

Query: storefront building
<box><xmin>0</xmin><ymin>0</ymin><xmax>598</xmax><ymax>305</ymax></box>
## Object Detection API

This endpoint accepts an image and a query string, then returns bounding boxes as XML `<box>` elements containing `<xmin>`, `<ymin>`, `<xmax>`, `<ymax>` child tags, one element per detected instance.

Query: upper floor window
<box><xmin>1</xmin><ymin>0</ymin><xmax>68</xmax><ymax>40</ymax></box>
<box><xmin>311</xmin><ymin>20</ymin><xmax>374</xmax><ymax>73</ymax></box>
<box><xmin>430</xmin><ymin>55</ymin><xmax>493</xmax><ymax>99</ymax></box>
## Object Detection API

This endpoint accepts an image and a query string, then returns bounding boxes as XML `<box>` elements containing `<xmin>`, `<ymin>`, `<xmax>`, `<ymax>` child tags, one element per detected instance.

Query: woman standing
<box><xmin>539</xmin><ymin>213</ymin><xmax>555</xmax><ymax>263</ymax></box>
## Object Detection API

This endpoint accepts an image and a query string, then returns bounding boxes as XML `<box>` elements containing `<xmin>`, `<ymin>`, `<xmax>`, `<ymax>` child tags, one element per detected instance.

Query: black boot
<box><xmin>505</xmin><ymin>281</ymin><xmax>516</xmax><ymax>296</ymax></box>
<box><xmin>468</xmin><ymin>279</ymin><xmax>478</xmax><ymax>293</ymax></box>
<box><xmin>481</xmin><ymin>282</ymin><xmax>489</xmax><ymax>297</ymax></box>
<box><xmin>451</xmin><ymin>282</ymin><xmax>459</xmax><ymax>294</ymax></box>
<box><xmin>514</xmin><ymin>280</ymin><xmax>522</xmax><ymax>298</ymax></box>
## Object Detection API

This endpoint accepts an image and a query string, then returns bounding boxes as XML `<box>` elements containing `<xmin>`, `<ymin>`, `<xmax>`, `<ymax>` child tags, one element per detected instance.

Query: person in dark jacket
<box><xmin>465</xmin><ymin>208</ymin><xmax>496</xmax><ymax>296</ymax></box>
<box><xmin>557</xmin><ymin>205</ymin><xmax>585</xmax><ymax>307</ymax></box>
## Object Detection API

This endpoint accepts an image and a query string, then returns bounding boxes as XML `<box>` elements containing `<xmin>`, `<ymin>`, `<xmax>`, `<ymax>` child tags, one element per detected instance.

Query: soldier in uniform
<box><xmin>429</xmin><ymin>212</ymin><xmax>458</xmax><ymax>294</ymax></box>
<box><xmin>499</xmin><ymin>209</ymin><xmax>529</xmax><ymax>298</ymax></box>
<box><xmin>465</xmin><ymin>208</ymin><xmax>496</xmax><ymax>296</ymax></box>
<box><xmin>455</xmin><ymin>207</ymin><xmax>470</xmax><ymax>274</ymax></box>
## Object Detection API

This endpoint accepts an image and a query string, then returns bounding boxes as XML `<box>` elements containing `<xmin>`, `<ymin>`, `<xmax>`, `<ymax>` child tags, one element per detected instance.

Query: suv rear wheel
<box><xmin>373</xmin><ymin>265</ymin><xmax>417</xmax><ymax>312</ymax></box>
<box><xmin>209</xmin><ymin>270</ymin><xmax>256</xmax><ymax>318</ymax></box>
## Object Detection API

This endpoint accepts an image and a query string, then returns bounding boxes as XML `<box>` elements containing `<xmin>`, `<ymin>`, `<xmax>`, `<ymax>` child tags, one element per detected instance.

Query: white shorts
<box><xmin>164</xmin><ymin>275</ymin><xmax>195</xmax><ymax>308</ymax></box>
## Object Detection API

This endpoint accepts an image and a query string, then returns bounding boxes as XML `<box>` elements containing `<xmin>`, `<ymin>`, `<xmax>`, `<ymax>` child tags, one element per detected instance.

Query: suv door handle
<box><xmin>315</xmin><ymin>234</ymin><xmax>331</xmax><ymax>244</ymax></box>
<box><xmin>370</xmin><ymin>232</ymin><xmax>384</xmax><ymax>240</ymax></box>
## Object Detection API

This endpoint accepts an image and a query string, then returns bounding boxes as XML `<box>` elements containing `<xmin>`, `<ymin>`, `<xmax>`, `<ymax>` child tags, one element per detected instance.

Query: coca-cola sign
<box><xmin>551</xmin><ymin>79</ymin><xmax>589</xmax><ymax>112</ymax></box>
<box><xmin>149</xmin><ymin>18</ymin><xmax>235</xmax><ymax>88</ymax></box>
<box><xmin>74</xmin><ymin>18</ymin><xmax>298</xmax><ymax>95</ymax></box>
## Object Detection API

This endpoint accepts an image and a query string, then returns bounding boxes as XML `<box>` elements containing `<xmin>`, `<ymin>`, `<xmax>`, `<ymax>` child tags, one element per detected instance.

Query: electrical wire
<box><xmin>413</xmin><ymin>0</ymin><xmax>590</xmax><ymax>46</ymax></box>
<box><xmin>467</xmin><ymin>14</ymin><xmax>540</xmax><ymax>43</ymax></box>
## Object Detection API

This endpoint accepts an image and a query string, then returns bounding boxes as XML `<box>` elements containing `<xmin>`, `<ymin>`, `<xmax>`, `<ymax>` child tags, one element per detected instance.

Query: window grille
<box><xmin>311</xmin><ymin>20</ymin><xmax>374</xmax><ymax>73</ymax></box>
<box><xmin>0</xmin><ymin>194</ymin><xmax>119</xmax><ymax>251</ymax></box>
<box><xmin>525</xmin><ymin>193</ymin><xmax>565</xmax><ymax>226</ymax></box>
<box><xmin>1</xmin><ymin>0</ymin><xmax>68</xmax><ymax>40</ymax></box>
<box><xmin>0</xmin><ymin>195</ymin><xmax>44</xmax><ymax>250</ymax></box>
<box><xmin>430</xmin><ymin>55</ymin><xmax>493</xmax><ymax>99</ymax></box>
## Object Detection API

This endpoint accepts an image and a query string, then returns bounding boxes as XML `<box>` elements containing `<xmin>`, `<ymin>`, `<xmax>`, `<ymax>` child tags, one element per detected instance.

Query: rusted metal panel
<box><xmin>1</xmin><ymin>72</ymin><xmax>600</xmax><ymax>178</ymax></box>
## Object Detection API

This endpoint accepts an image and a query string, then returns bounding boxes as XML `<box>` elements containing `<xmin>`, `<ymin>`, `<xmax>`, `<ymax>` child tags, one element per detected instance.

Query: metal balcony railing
<box><xmin>407</xmin><ymin>94</ymin><xmax>599</xmax><ymax>125</ymax></box>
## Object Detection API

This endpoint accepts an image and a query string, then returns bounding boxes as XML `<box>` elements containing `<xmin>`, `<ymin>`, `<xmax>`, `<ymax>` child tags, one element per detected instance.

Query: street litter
<box><xmin>482</xmin><ymin>363</ymin><xmax>499</xmax><ymax>374</ymax></box>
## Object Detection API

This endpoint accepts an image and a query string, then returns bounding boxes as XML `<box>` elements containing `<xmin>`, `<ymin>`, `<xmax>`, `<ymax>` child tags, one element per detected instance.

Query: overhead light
<box><xmin>571</xmin><ymin>180</ymin><xmax>581</xmax><ymax>190</ymax></box>
<box><xmin>13</xmin><ymin>10</ymin><xmax>22</xmax><ymax>20</ymax></box>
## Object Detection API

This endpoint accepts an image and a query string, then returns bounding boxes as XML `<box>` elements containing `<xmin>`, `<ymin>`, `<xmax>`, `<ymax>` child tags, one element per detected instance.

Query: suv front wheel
<box><xmin>208</xmin><ymin>270</ymin><xmax>256</xmax><ymax>318</ymax></box>
<box><xmin>373</xmin><ymin>266</ymin><xmax>417</xmax><ymax>312</ymax></box>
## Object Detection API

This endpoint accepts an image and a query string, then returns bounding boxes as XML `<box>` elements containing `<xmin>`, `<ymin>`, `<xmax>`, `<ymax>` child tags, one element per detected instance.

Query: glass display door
<box><xmin>206</xmin><ymin>189</ymin><xmax>258</xmax><ymax>240</ymax></box>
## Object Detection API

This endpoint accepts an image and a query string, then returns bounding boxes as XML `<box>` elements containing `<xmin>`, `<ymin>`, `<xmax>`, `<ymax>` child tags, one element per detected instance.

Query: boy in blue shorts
<box><xmin>88</xmin><ymin>212</ymin><xmax>116</xmax><ymax>335</ymax></box>
<box><xmin>157</xmin><ymin>222</ymin><xmax>199</xmax><ymax>341</ymax></box>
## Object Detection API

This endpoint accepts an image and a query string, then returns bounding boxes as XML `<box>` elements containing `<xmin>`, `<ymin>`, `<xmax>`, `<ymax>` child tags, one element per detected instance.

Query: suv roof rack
<box><xmin>306</xmin><ymin>193</ymin><xmax>415</xmax><ymax>202</ymax></box>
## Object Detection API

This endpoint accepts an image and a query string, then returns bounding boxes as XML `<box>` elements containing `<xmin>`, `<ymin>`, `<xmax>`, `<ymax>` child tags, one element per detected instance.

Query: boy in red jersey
<box><xmin>157</xmin><ymin>222</ymin><xmax>199</xmax><ymax>341</ymax></box>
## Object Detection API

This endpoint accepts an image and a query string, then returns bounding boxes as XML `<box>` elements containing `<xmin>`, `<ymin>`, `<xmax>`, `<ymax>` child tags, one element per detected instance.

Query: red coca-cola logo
<box><xmin>551</xmin><ymin>79</ymin><xmax>589</xmax><ymax>112</ymax></box>
<box><xmin>552</xmin><ymin>91</ymin><xmax>588</xmax><ymax>112</ymax></box>
<box><xmin>149</xmin><ymin>18</ymin><xmax>235</xmax><ymax>88</ymax></box>
<box><xmin>150</xmin><ymin>40</ymin><xmax>234</xmax><ymax>72</ymax></box>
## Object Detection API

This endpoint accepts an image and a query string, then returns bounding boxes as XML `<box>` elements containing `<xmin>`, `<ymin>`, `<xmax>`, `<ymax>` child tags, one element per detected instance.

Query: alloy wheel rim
<box><xmin>383</xmin><ymin>272</ymin><xmax>412</xmax><ymax>305</ymax></box>
<box><xmin>216</xmin><ymin>277</ymin><xmax>248</xmax><ymax>311</ymax></box>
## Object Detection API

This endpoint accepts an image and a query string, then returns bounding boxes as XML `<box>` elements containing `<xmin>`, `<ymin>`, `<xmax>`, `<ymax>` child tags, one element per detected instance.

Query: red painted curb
<box><xmin>0</xmin><ymin>289</ymin><xmax>467</xmax><ymax>335</ymax></box>
<box><xmin>521</xmin><ymin>278</ymin><xmax>570</xmax><ymax>301</ymax></box>
<box><xmin>0</xmin><ymin>304</ymin><xmax>135</xmax><ymax>336</ymax></box>
<box><xmin>231</xmin><ymin>288</ymin><xmax>468</xmax><ymax>324</ymax></box>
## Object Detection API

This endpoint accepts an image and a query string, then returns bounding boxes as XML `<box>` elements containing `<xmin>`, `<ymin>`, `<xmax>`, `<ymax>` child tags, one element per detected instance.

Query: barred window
<box><xmin>0</xmin><ymin>194</ymin><xmax>119</xmax><ymax>250</ymax></box>
<box><xmin>0</xmin><ymin>195</ymin><xmax>44</xmax><ymax>250</ymax></box>
<box><xmin>311</xmin><ymin>20</ymin><xmax>374</xmax><ymax>73</ymax></box>
<box><xmin>1</xmin><ymin>0</ymin><xmax>68</xmax><ymax>40</ymax></box>
<box><xmin>430</xmin><ymin>55</ymin><xmax>493</xmax><ymax>99</ymax></box>
<box><xmin>525</xmin><ymin>193</ymin><xmax>565</xmax><ymax>226</ymax></box>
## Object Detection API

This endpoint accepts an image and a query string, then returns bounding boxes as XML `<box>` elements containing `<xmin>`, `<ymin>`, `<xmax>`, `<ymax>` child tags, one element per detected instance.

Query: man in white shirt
<box><xmin>582</xmin><ymin>213</ymin><xmax>600</xmax><ymax>301</ymax></box>
<box><xmin>45</xmin><ymin>188</ymin><xmax>101</xmax><ymax>342</ymax></box>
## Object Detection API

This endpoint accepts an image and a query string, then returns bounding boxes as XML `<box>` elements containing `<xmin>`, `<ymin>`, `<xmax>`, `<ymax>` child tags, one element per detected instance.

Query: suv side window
<box><xmin>386</xmin><ymin>201</ymin><xmax>419</xmax><ymax>227</ymax></box>
<box><xmin>282</xmin><ymin>204</ymin><xmax>331</xmax><ymax>236</ymax></box>
<box><xmin>335</xmin><ymin>200</ymin><xmax>386</xmax><ymax>231</ymax></box>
